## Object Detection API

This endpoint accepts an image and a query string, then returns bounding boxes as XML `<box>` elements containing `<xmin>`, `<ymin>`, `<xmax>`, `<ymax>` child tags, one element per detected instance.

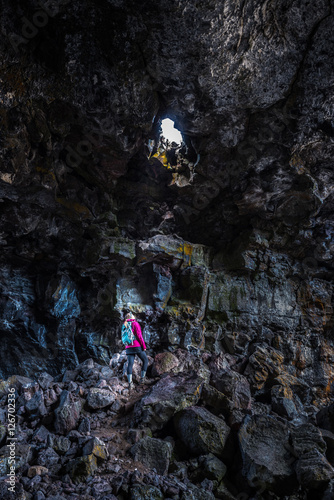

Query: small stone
<box><xmin>78</xmin><ymin>417</ymin><xmax>91</xmax><ymax>434</ymax></box>
<box><xmin>25</xmin><ymin>390</ymin><xmax>47</xmax><ymax>419</ymax></box>
<box><xmin>54</xmin><ymin>384</ymin><xmax>63</xmax><ymax>395</ymax></box>
<box><xmin>110</xmin><ymin>475</ymin><xmax>124</xmax><ymax>495</ymax></box>
<box><xmin>199</xmin><ymin>453</ymin><xmax>227</xmax><ymax>482</ymax></box>
<box><xmin>31</xmin><ymin>425</ymin><xmax>51</xmax><ymax>444</ymax></box>
<box><xmin>180</xmin><ymin>484</ymin><xmax>215</xmax><ymax>500</ymax></box>
<box><xmin>67</xmin><ymin>430</ymin><xmax>82</xmax><ymax>441</ymax></box>
<box><xmin>82</xmin><ymin>437</ymin><xmax>109</xmax><ymax>460</ymax></box>
<box><xmin>36</xmin><ymin>447</ymin><xmax>60</xmax><ymax>467</ymax></box>
<box><xmin>201</xmin><ymin>384</ymin><xmax>232</xmax><ymax>414</ymax></box>
<box><xmin>97</xmin><ymin>379</ymin><xmax>108</xmax><ymax>388</ymax></box>
<box><xmin>33</xmin><ymin>491</ymin><xmax>46</xmax><ymax>500</ymax></box>
<box><xmin>47</xmin><ymin>434</ymin><xmax>71</xmax><ymax>455</ymax></box>
<box><xmin>271</xmin><ymin>384</ymin><xmax>301</xmax><ymax>419</ymax></box>
<box><xmin>130</xmin><ymin>484</ymin><xmax>164</xmax><ymax>500</ymax></box>
<box><xmin>174</xmin><ymin>406</ymin><xmax>230</xmax><ymax>457</ymax></box>
<box><xmin>62</xmin><ymin>369</ymin><xmax>79</xmax><ymax>383</ymax></box>
<box><xmin>295</xmin><ymin>449</ymin><xmax>334</xmax><ymax>489</ymax></box>
<box><xmin>200</xmin><ymin>478</ymin><xmax>214</xmax><ymax>491</ymax></box>
<box><xmin>79</xmin><ymin>359</ymin><xmax>95</xmax><ymax>370</ymax></box>
<box><xmin>65</xmin><ymin>443</ymin><xmax>79</xmax><ymax>458</ymax></box>
<box><xmin>27</xmin><ymin>465</ymin><xmax>49</xmax><ymax>478</ymax></box>
<box><xmin>67</xmin><ymin>381</ymin><xmax>78</xmax><ymax>392</ymax></box>
<box><xmin>86</xmin><ymin>388</ymin><xmax>115</xmax><ymax>409</ymax></box>
<box><xmin>91</xmin><ymin>480</ymin><xmax>113</xmax><ymax>497</ymax></box>
<box><xmin>37</xmin><ymin>372</ymin><xmax>54</xmax><ymax>390</ymax></box>
<box><xmin>130</xmin><ymin>436</ymin><xmax>173</xmax><ymax>475</ymax></box>
<box><xmin>127</xmin><ymin>428</ymin><xmax>152</xmax><ymax>444</ymax></box>
<box><xmin>65</xmin><ymin>453</ymin><xmax>98</xmax><ymax>483</ymax></box>
<box><xmin>44</xmin><ymin>388</ymin><xmax>58</xmax><ymax>407</ymax></box>
<box><xmin>54</xmin><ymin>390</ymin><xmax>82</xmax><ymax>434</ymax></box>
<box><xmin>101</xmin><ymin>367</ymin><xmax>114</xmax><ymax>380</ymax></box>
<box><xmin>151</xmin><ymin>352</ymin><xmax>180</xmax><ymax>377</ymax></box>
<box><xmin>111</xmin><ymin>399</ymin><xmax>122</xmax><ymax>412</ymax></box>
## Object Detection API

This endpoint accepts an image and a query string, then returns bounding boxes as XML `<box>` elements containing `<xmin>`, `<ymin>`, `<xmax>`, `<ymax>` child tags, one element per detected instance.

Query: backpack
<box><xmin>121</xmin><ymin>321</ymin><xmax>135</xmax><ymax>346</ymax></box>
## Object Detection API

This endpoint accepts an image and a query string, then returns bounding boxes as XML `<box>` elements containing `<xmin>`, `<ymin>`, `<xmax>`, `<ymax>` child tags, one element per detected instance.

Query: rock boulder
<box><xmin>54</xmin><ymin>390</ymin><xmax>82</xmax><ymax>435</ymax></box>
<box><xmin>238</xmin><ymin>415</ymin><xmax>296</xmax><ymax>495</ymax></box>
<box><xmin>86</xmin><ymin>388</ymin><xmax>115</xmax><ymax>410</ymax></box>
<box><xmin>133</xmin><ymin>373</ymin><xmax>205</xmax><ymax>430</ymax></box>
<box><xmin>174</xmin><ymin>406</ymin><xmax>230</xmax><ymax>457</ymax></box>
<box><xmin>130</xmin><ymin>436</ymin><xmax>173</xmax><ymax>475</ymax></box>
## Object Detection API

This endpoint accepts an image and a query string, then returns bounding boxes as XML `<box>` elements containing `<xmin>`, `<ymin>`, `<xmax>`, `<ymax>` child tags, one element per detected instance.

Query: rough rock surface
<box><xmin>0</xmin><ymin>351</ymin><xmax>334</xmax><ymax>498</ymax></box>
<box><xmin>238</xmin><ymin>415</ymin><xmax>296</xmax><ymax>495</ymax></box>
<box><xmin>151</xmin><ymin>352</ymin><xmax>180</xmax><ymax>377</ymax></box>
<box><xmin>86</xmin><ymin>388</ymin><xmax>116</xmax><ymax>410</ymax></box>
<box><xmin>133</xmin><ymin>372</ymin><xmax>204</xmax><ymax>430</ymax></box>
<box><xmin>174</xmin><ymin>406</ymin><xmax>230</xmax><ymax>457</ymax></box>
<box><xmin>130</xmin><ymin>436</ymin><xmax>173</xmax><ymax>475</ymax></box>
<box><xmin>209</xmin><ymin>354</ymin><xmax>252</xmax><ymax>410</ymax></box>
<box><xmin>197</xmin><ymin>454</ymin><xmax>227</xmax><ymax>483</ymax></box>
<box><xmin>54</xmin><ymin>390</ymin><xmax>82</xmax><ymax>435</ymax></box>
<box><xmin>1</xmin><ymin>0</ymin><xmax>334</xmax><ymax>498</ymax></box>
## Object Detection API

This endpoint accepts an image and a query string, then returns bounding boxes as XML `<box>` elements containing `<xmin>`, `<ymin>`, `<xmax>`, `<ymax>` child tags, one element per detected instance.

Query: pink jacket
<box><xmin>125</xmin><ymin>319</ymin><xmax>147</xmax><ymax>350</ymax></box>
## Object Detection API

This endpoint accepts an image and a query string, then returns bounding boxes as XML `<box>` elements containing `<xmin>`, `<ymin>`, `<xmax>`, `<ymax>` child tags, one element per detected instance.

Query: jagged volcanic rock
<box><xmin>1</xmin><ymin>0</ymin><xmax>334</xmax><ymax>497</ymax></box>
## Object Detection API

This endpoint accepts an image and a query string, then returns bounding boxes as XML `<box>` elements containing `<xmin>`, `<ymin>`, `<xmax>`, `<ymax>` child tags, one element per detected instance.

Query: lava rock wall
<box><xmin>0</xmin><ymin>0</ymin><xmax>334</xmax><ymax>411</ymax></box>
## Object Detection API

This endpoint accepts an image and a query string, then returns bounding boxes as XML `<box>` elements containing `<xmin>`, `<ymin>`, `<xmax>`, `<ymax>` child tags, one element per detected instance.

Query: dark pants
<box><xmin>127</xmin><ymin>350</ymin><xmax>148</xmax><ymax>375</ymax></box>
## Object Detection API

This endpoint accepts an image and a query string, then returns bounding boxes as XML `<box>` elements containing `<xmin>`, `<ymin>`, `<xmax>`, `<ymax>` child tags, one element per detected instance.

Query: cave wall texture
<box><xmin>0</xmin><ymin>0</ymin><xmax>334</xmax><ymax>412</ymax></box>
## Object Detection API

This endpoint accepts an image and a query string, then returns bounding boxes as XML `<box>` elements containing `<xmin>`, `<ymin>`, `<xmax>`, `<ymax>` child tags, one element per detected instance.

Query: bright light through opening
<box><xmin>161</xmin><ymin>118</ymin><xmax>183</xmax><ymax>145</ymax></box>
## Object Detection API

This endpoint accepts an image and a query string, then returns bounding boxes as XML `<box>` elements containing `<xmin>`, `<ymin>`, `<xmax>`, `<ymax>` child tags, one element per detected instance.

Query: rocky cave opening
<box><xmin>1</xmin><ymin>0</ymin><xmax>334</xmax><ymax>499</ymax></box>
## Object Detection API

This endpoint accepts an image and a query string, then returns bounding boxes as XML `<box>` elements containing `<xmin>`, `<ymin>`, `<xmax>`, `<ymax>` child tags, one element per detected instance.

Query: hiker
<box><xmin>123</xmin><ymin>312</ymin><xmax>148</xmax><ymax>390</ymax></box>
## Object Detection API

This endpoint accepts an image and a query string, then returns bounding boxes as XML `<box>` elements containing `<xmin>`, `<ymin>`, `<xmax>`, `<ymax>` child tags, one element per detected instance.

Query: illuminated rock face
<box><xmin>1</xmin><ymin>0</ymin><xmax>334</xmax><ymax>446</ymax></box>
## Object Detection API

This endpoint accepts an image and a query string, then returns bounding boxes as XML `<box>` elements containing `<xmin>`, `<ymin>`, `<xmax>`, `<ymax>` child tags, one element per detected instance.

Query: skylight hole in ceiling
<box><xmin>160</xmin><ymin>118</ymin><xmax>183</xmax><ymax>145</ymax></box>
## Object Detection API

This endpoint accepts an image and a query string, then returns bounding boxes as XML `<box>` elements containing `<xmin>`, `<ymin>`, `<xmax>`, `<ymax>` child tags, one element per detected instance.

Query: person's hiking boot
<box><xmin>128</xmin><ymin>381</ymin><xmax>135</xmax><ymax>392</ymax></box>
<box><xmin>139</xmin><ymin>370</ymin><xmax>147</xmax><ymax>385</ymax></box>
